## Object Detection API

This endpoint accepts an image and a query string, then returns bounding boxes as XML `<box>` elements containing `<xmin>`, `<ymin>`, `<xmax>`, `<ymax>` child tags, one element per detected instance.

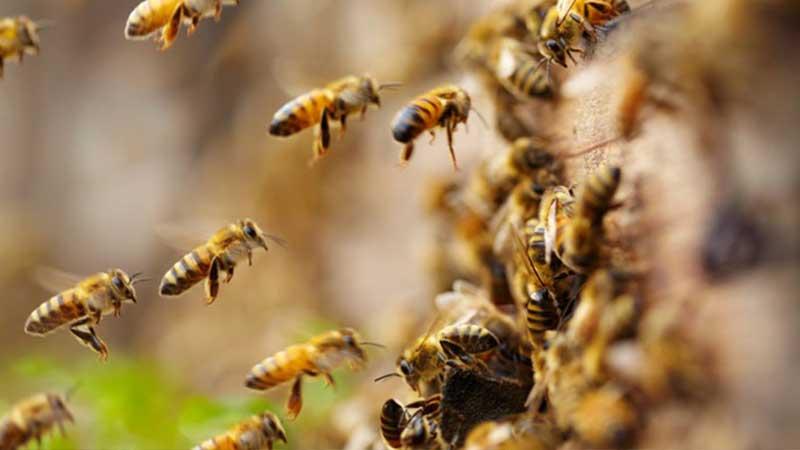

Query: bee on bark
<box><xmin>25</xmin><ymin>269</ymin><xmax>144</xmax><ymax>360</ymax></box>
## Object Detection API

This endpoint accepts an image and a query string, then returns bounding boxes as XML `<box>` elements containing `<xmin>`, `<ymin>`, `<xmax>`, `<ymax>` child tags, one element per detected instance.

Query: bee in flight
<box><xmin>245</xmin><ymin>328</ymin><xmax>380</xmax><ymax>419</ymax></box>
<box><xmin>125</xmin><ymin>0</ymin><xmax>240</xmax><ymax>51</ymax></box>
<box><xmin>269</xmin><ymin>75</ymin><xmax>400</xmax><ymax>163</ymax></box>
<box><xmin>192</xmin><ymin>411</ymin><xmax>287</xmax><ymax>450</ymax></box>
<box><xmin>391</xmin><ymin>85</ymin><xmax>475</xmax><ymax>171</ymax></box>
<box><xmin>0</xmin><ymin>393</ymin><xmax>73</xmax><ymax>450</ymax></box>
<box><xmin>0</xmin><ymin>16</ymin><xmax>43</xmax><ymax>79</ymax></box>
<box><xmin>159</xmin><ymin>218</ymin><xmax>284</xmax><ymax>305</ymax></box>
<box><xmin>24</xmin><ymin>269</ymin><xmax>144</xmax><ymax>361</ymax></box>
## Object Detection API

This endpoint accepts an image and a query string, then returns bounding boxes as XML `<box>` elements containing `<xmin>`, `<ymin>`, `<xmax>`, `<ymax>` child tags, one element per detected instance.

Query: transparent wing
<box><xmin>154</xmin><ymin>221</ymin><xmax>218</xmax><ymax>252</ymax></box>
<box><xmin>556</xmin><ymin>0</ymin><xmax>578</xmax><ymax>23</ymax></box>
<box><xmin>33</xmin><ymin>266</ymin><xmax>84</xmax><ymax>293</ymax></box>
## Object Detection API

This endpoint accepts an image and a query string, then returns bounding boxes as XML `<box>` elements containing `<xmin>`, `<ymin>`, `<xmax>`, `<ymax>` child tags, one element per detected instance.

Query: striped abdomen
<box><xmin>25</xmin><ymin>290</ymin><xmax>88</xmax><ymax>335</ymax></box>
<box><xmin>526</xmin><ymin>288</ymin><xmax>560</xmax><ymax>341</ymax></box>
<box><xmin>125</xmin><ymin>0</ymin><xmax>182</xmax><ymax>39</ymax></box>
<box><xmin>0</xmin><ymin>419</ymin><xmax>26</xmax><ymax>450</ymax></box>
<box><xmin>269</xmin><ymin>89</ymin><xmax>333</xmax><ymax>136</ymax></box>
<box><xmin>391</xmin><ymin>96</ymin><xmax>444</xmax><ymax>143</ymax></box>
<box><xmin>438</xmin><ymin>324</ymin><xmax>499</xmax><ymax>354</ymax></box>
<box><xmin>379</xmin><ymin>399</ymin><xmax>406</xmax><ymax>448</ymax></box>
<box><xmin>244</xmin><ymin>344</ymin><xmax>314</xmax><ymax>390</ymax></box>
<box><xmin>576</xmin><ymin>166</ymin><xmax>621</xmax><ymax>226</ymax></box>
<box><xmin>159</xmin><ymin>245</ymin><xmax>214</xmax><ymax>296</ymax></box>
<box><xmin>506</xmin><ymin>54</ymin><xmax>550</xmax><ymax>98</ymax></box>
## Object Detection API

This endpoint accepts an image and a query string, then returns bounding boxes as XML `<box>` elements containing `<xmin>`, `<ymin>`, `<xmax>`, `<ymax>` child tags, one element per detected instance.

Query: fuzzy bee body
<box><xmin>269</xmin><ymin>75</ymin><xmax>388</xmax><ymax>162</ymax></box>
<box><xmin>159</xmin><ymin>218</ymin><xmax>278</xmax><ymax>305</ymax></box>
<box><xmin>493</xmin><ymin>38</ymin><xmax>552</xmax><ymax>99</ymax></box>
<box><xmin>391</xmin><ymin>85</ymin><xmax>472</xmax><ymax>170</ymax></box>
<box><xmin>380</xmin><ymin>399</ymin><xmax>407</xmax><ymax>449</ymax></box>
<box><xmin>0</xmin><ymin>16</ymin><xmax>41</xmax><ymax>79</ymax></box>
<box><xmin>192</xmin><ymin>412</ymin><xmax>286</xmax><ymax>450</ymax></box>
<box><xmin>24</xmin><ymin>269</ymin><xmax>140</xmax><ymax>360</ymax></box>
<box><xmin>125</xmin><ymin>0</ymin><xmax>238</xmax><ymax>50</ymax></box>
<box><xmin>245</xmin><ymin>328</ymin><xmax>368</xmax><ymax>419</ymax></box>
<box><xmin>438</xmin><ymin>324</ymin><xmax>499</xmax><ymax>356</ymax></box>
<box><xmin>0</xmin><ymin>393</ymin><xmax>73</xmax><ymax>450</ymax></box>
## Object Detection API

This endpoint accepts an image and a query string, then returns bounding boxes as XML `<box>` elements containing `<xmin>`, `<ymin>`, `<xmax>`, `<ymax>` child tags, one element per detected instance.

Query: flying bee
<box><xmin>245</xmin><ymin>328</ymin><xmax>378</xmax><ymax>419</ymax></box>
<box><xmin>557</xmin><ymin>166</ymin><xmax>621</xmax><ymax>272</ymax></box>
<box><xmin>125</xmin><ymin>0</ymin><xmax>240</xmax><ymax>51</ymax></box>
<box><xmin>269</xmin><ymin>75</ymin><xmax>399</xmax><ymax>163</ymax></box>
<box><xmin>0</xmin><ymin>16</ymin><xmax>42</xmax><ymax>79</ymax></box>
<box><xmin>0</xmin><ymin>393</ymin><xmax>74</xmax><ymax>450</ymax></box>
<box><xmin>25</xmin><ymin>269</ymin><xmax>144</xmax><ymax>361</ymax></box>
<box><xmin>159</xmin><ymin>218</ymin><xmax>284</xmax><ymax>305</ymax></box>
<box><xmin>491</xmin><ymin>38</ymin><xmax>552</xmax><ymax>100</ymax></box>
<box><xmin>192</xmin><ymin>411</ymin><xmax>287</xmax><ymax>450</ymax></box>
<box><xmin>391</xmin><ymin>85</ymin><xmax>474</xmax><ymax>170</ymax></box>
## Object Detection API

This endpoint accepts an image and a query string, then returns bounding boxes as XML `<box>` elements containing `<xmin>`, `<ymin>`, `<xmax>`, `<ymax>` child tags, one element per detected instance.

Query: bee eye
<box><xmin>400</xmin><ymin>360</ymin><xmax>412</xmax><ymax>376</ymax></box>
<box><xmin>244</xmin><ymin>225</ymin><xmax>257</xmax><ymax>238</ymax></box>
<box><xmin>112</xmin><ymin>277</ymin><xmax>124</xmax><ymax>290</ymax></box>
<box><xmin>546</xmin><ymin>40</ymin><xmax>560</xmax><ymax>52</ymax></box>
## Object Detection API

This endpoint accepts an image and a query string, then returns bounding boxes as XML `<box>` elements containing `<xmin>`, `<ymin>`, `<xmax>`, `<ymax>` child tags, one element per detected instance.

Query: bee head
<box><xmin>18</xmin><ymin>17</ymin><xmax>41</xmax><ymax>54</ymax></box>
<box><xmin>360</xmin><ymin>75</ymin><xmax>382</xmax><ymax>107</ymax></box>
<box><xmin>259</xmin><ymin>411</ymin><xmax>287</xmax><ymax>443</ymax></box>
<box><xmin>46</xmin><ymin>394</ymin><xmax>74</xmax><ymax>423</ymax></box>
<box><xmin>239</xmin><ymin>218</ymin><xmax>269</xmax><ymax>251</ymax></box>
<box><xmin>452</xmin><ymin>88</ymin><xmax>472</xmax><ymax>121</ymax></box>
<box><xmin>339</xmin><ymin>328</ymin><xmax>368</xmax><ymax>361</ymax></box>
<box><xmin>396</xmin><ymin>356</ymin><xmax>420</xmax><ymax>391</ymax></box>
<box><xmin>538</xmin><ymin>39</ymin><xmax>568</xmax><ymax>68</ymax></box>
<box><xmin>109</xmin><ymin>269</ymin><xmax>139</xmax><ymax>304</ymax></box>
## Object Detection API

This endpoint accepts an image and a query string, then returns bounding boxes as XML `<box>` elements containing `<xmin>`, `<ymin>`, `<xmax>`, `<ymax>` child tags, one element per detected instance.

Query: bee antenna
<box><xmin>469</xmin><ymin>106</ymin><xmax>489</xmax><ymax>129</ymax></box>
<box><xmin>131</xmin><ymin>273</ymin><xmax>152</xmax><ymax>285</ymax></box>
<box><xmin>360</xmin><ymin>341</ymin><xmax>386</xmax><ymax>349</ymax></box>
<box><xmin>34</xmin><ymin>19</ymin><xmax>56</xmax><ymax>30</ymax></box>
<box><xmin>378</xmin><ymin>82</ymin><xmax>403</xmax><ymax>91</ymax></box>
<box><xmin>374</xmin><ymin>372</ymin><xmax>402</xmax><ymax>383</ymax></box>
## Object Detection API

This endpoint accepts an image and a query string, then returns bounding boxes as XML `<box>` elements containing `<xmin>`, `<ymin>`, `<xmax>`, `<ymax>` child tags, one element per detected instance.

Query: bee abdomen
<box><xmin>192</xmin><ymin>435</ymin><xmax>230</xmax><ymax>450</ymax></box>
<box><xmin>380</xmin><ymin>399</ymin><xmax>405</xmax><ymax>448</ymax></box>
<box><xmin>579</xmin><ymin>166</ymin><xmax>621</xmax><ymax>224</ymax></box>
<box><xmin>159</xmin><ymin>247</ymin><xmax>212</xmax><ymax>296</ymax></box>
<box><xmin>245</xmin><ymin>349</ymin><xmax>301</xmax><ymax>390</ymax></box>
<box><xmin>125</xmin><ymin>0</ymin><xmax>163</xmax><ymax>39</ymax></box>
<box><xmin>24</xmin><ymin>292</ymin><xmax>86</xmax><ymax>335</ymax></box>
<box><xmin>269</xmin><ymin>90</ymin><xmax>329</xmax><ymax>136</ymax></box>
<box><xmin>510</xmin><ymin>58</ymin><xmax>549</xmax><ymax>97</ymax></box>
<box><xmin>391</xmin><ymin>98</ymin><xmax>441</xmax><ymax>143</ymax></box>
<box><xmin>439</xmin><ymin>324</ymin><xmax>499</xmax><ymax>354</ymax></box>
<box><xmin>526</xmin><ymin>289</ymin><xmax>560</xmax><ymax>336</ymax></box>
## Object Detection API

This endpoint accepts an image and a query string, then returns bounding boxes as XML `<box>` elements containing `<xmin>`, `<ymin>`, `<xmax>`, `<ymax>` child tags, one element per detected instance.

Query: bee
<box><xmin>491</xmin><ymin>38</ymin><xmax>552</xmax><ymax>100</ymax></box>
<box><xmin>557</xmin><ymin>166</ymin><xmax>621</xmax><ymax>272</ymax></box>
<box><xmin>572</xmin><ymin>385</ymin><xmax>637</xmax><ymax>448</ymax></box>
<box><xmin>0</xmin><ymin>16</ymin><xmax>42</xmax><ymax>79</ymax></box>
<box><xmin>380</xmin><ymin>395</ymin><xmax>443</xmax><ymax>449</ymax></box>
<box><xmin>391</xmin><ymin>85</ymin><xmax>473</xmax><ymax>170</ymax></box>
<box><xmin>269</xmin><ymin>75</ymin><xmax>398</xmax><ymax>163</ymax></box>
<box><xmin>486</xmin><ymin>138</ymin><xmax>558</xmax><ymax>195</ymax></box>
<box><xmin>245</xmin><ymin>328</ymin><xmax>376</xmax><ymax>419</ymax></box>
<box><xmin>555</xmin><ymin>0</ymin><xmax>630</xmax><ymax>40</ymax></box>
<box><xmin>124</xmin><ymin>0</ymin><xmax>240</xmax><ymax>51</ymax></box>
<box><xmin>159</xmin><ymin>218</ymin><xmax>284</xmax><ymax>305</ymax></box>
<box><xmin>0</xmin><ymin>393</ymin><xmax>74</xmax><ymax>450</ymax></box>
<box><xmin>400</xmin><ymin>413</ymin><xmax>441</xmax><ymax>450</ymax></box>
<box><xmin>24</xmin><ymin>269</ymin><xmax>143</xmax><ymax>360</ymax></box>
<box><xmin>464</xmin><ymin>416</ymin><xmax>562</xmax><ymax>450</ymax></box>
<box><xmin>192</xmin><ymin>411</ymin><xmax>287</xmax><ymax>450</ymax></box>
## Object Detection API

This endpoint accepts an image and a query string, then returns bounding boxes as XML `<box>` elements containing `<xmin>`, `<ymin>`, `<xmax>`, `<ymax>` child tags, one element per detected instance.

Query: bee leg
<box><xmin>69</xmin><ymin>320</ymin><xmax>108</xmax><ymax>361</ymax></box>
<box><xmin>322</xmin><ymin>372</ymin><xmax>336</xmax><ymax>388</ymax></box>
<box><xmin>320</xmin><ymin>108</ymin><xmax>331</xmax><ymax>152</ymax></box>
<box><xmin>445</xmin><ymin>121</ymin><xmax>459</xmax><ymax>171</ymax></box>
<box><xmin>205</xmin><ymin>257</ymin><xmax>221</xmax><ymax>304</ymax></box>
<box><xmin>428</xmin><ymin>130</ymin><xmax>436</xmax><ymax>144</ymax></box>
<box><xmin>286</xmin><ymin>376</ymin><xmax>303</xmax><ymax>420</ymax></box>
<box><xmin>187</xmin><ymin>15</ymin><xmax>200</xmax><ymax>36</ymax></box>
<box><xmin>340</xmin><ymin>114</ymin><xmax>348</xmax><ymax>138</ymax></box>
<box><xmin>248</xmin><ymin>249</ymin><xmax>253</xmax><ymax>266</ymax></box>
<box><xmin>160</xmin><ymin>3</ymin><xmax>185</xmax><ymax>51</ymax></box>
<box><xmin>398</xmin><ymin>142</ymin><xmax>414</xmax><ymax>167</ymax></box>
<box><xmin>215</xmin><ymin>0</ymin><xmax>223</xmax><ymax>21</ymax></box>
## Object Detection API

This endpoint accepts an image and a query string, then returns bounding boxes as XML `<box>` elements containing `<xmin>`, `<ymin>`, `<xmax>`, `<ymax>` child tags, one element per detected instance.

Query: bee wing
<box><xmin>264</xmin><ymin>234</ymin><xmax>289</xmax><ymax>249</ymax></box>
<box><xmin>556</xmin><ymin>0</ymin><xmax>578</xmax><ymax>23</ymax></box>
<box><xmin>154</xmin><ymin>221</ymin><xmax>218</xmax><ymax>252</ymax></box>
<box><xmin>544</xmin><ymin>199</ymin><xmax>559</xmax><ymax>265</ymax></box>
<box><xmin>270</xmin><ymin>56</ymin><xmax>327</xmax><ymax>97</ymax></box>
<box><xmin>33</xmin><ymin>266</ymin><xmax>84</xmax><ymax>293</ymax></box>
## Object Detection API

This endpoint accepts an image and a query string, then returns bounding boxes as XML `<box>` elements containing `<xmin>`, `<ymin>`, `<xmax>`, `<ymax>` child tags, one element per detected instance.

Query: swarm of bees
<box><xmin>5</xmin><ymin>0</ymin><xmax>796</xmax><ymax>448</ymax></box>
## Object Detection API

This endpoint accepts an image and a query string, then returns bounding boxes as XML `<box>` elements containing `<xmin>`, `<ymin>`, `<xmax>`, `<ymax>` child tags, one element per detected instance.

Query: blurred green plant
<box><xmin>1</xmin><ymin>352</ymin><xmax>356</xmax><ymax>450</ymax></box>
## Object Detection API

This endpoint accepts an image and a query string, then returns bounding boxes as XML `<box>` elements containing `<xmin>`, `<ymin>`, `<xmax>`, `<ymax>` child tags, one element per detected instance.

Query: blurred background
<box><xmin>0</xmin><ymin>1</ymin><xmax>502</xmax><ymax>448</ymax></box>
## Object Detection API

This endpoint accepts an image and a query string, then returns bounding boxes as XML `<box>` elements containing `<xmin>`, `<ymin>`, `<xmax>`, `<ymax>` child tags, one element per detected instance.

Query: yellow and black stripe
<box><xmin>576</xmin><ymin>166</ymin><xmax>621</xmax><ymax>226</ymax></box>
<box><xmin>269</xmin><ymin>89</ymin><xmax>332</xmax><ymax>136</ymax></box>
<box><xmin>379</xmin><ymin>399</ymin><xmax>406</xmax><ymax>449</ymax></box>
<box><xmin>391</xmin><ymin>95</ymin><xmax>444</xmax><ymax>144</ymax></box>
<box><xmin>159</xmin><ymin>246</ymin><xmax>213</xmax><ymax>296</ymax></box>
<box><xmin>244</xmin><ymin>345</ymin><xmax>312</xmax><ymax>390</ymax></box>
<box><xmin>125</xmin><ymin>0</ymin><xmax>180</xmax><ymax>39</ymax></box>
<box><xmin>507</xmin><ymin>53</ymin><xmax>551</xmax><ymax>98</ymax></box>
<box><xmin>526</xmin><ymin>288</ymin><xmax>560</xmax><ymax>340</ymax></box>
<box><xmin>25</xmin><ymin>291</ymin><xmax>87</xmax><ymax>335</ymax></box>
<box><xmin>438</xmin><ymin>324</ymin><xmax>499</xmax><ymax>355</ymax></box>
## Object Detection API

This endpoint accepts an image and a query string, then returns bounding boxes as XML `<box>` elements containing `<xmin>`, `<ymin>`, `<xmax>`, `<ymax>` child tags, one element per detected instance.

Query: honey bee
<box><xmin>269</xmin><ymin>75</ymin><xmax>398</xmax><ymax>163</ymax></box>
<box><xmin>0</xmin><ymin>16</ymin><xmax>41</xmax><ymax>79</ymax></box>
<box><xmin>391</xmin><ymin>85</ymin><xmax>473</xmax><ymax>170</ymax></box>
<box><xmin>555</xmin><ymin>0</ymin><xmax>630</xmax><ymax>40</ymax></box>
<box><xmin>486</xmin><ymin>138</ymin><xmax>558</xmax><ymax>195</ymax></box>
<box><xmin>24</xmin><ymin>269</ymin><xmax>143</xmax><ymax>360</ymax></box>
<box><xmin>464</xmin><ymin>416</ymin><xmax>562</xmax><ymax>450</ymax></box>
<box><xmin>491</xmin><ymin>38</ymin><xmax>552</xmax><ymax>100</ymax></box>
<box><xmin>380</xmin><ymin>395</ymin><xmax>443</xmax><ymax>449</ymax></box>
<box><xmin>159</xmin><ymin>218</ymin><xmax>284</xmax><ymax>305</ymax></box>
<box><xmin>124</xmin><ymin>0</ymin><xmax>240</xmax><ymax>51</ymax></box>
<box><xmin>192</xmin><ymin>411</ymin><xmax>287</xmax><ymax>450</ymax></box>
<box><xmin>0</xmin><ymin>393</ymin><xmax>74</xmax><ymax>450</ymax></box>
<box><xmin>245</xmin><ymin>328</ymin><xmax>377</xmax><ymax>419</ymax></box>
<box><xmin>400</xmin><ymin>413</ymin><xmax>441</xmax><ymax>450</ymax></box>
<box><xmin>572</xmin><ymin>385</ymin><xmax>637</xmax><ymax>447</ymax></box>
<box><xmin>557</xmin><ymin>166</ymin><xmax>621</xmax><ymax>272</ymax></box>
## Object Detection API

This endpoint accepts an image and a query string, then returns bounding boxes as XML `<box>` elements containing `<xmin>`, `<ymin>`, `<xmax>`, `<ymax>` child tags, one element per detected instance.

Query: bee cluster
<box><xmin>4</xmin><ymin>0</ymin><xmax>800</xmax><ymax>448</ymax></box>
